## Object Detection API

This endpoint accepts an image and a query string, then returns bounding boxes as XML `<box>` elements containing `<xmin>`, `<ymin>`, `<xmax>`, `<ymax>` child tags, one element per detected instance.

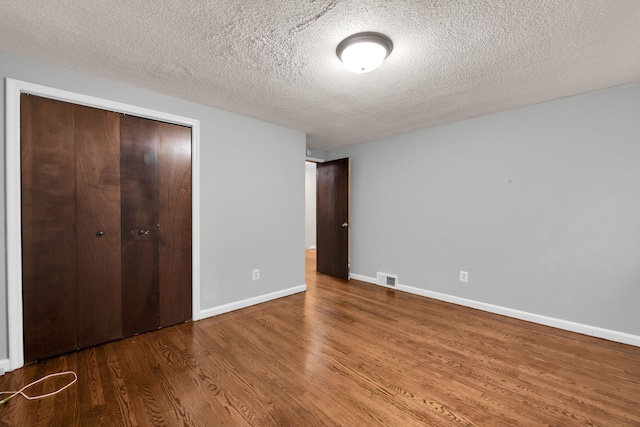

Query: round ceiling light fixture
<box><xmin>336</xmin><ymin>32</ymin><xmax>393</xmax><ymax>74</ymax></box>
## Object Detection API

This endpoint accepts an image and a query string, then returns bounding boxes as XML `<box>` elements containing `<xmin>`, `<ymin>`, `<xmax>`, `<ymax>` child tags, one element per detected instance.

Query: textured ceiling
<box><xmin>1</xmin><ymin>1</ymin><xmax>639</xmax><ymax>151</ymax></box>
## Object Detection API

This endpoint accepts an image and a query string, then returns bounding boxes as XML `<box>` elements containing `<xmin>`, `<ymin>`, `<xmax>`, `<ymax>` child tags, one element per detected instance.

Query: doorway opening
<box><xmin>306</xmin><ymin>158</ymin><xmax>350</xmax><ymax>280</ymax></box>
<box><xmin>305</xmin><ymin>160</ymin><xmax>317</xmax><ymax>253</ymax></box>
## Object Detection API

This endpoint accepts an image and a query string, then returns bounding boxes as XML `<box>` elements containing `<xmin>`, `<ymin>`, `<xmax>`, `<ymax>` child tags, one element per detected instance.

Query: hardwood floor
<box><xmin>1</xmin><ymin>250</ymin><xmax>639</xmax><ymax>426</ymax></box>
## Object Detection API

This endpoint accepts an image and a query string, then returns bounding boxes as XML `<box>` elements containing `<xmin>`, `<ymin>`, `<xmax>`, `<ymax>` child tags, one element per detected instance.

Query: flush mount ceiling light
<box><xmin>336</xmin><ymin>32</ymin><xmax>393</xmax><ymax>74</ymax></box>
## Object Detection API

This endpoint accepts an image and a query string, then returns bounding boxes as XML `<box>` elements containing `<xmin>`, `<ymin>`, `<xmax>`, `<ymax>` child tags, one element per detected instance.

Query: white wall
<box><xmin>328</xmin><ymin>83</ymin><xmax>640</xmax><ymax>340</ymax></box>
<box><xmin>0</xmin><ymin>51</ymin><xmax>306</xmax><ymax>361</ymax></box>
<box><xmin>305</xmin><ymin>161</ymin><xmax>317</xmax><ymax>249</ymax></box>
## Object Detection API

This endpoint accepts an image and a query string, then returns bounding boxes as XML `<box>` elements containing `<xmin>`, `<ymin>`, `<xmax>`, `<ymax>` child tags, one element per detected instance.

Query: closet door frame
<box><xmin>5</xmin><ymin>78</ymin><xmax>201</xmax><ymax>371</ymax></box>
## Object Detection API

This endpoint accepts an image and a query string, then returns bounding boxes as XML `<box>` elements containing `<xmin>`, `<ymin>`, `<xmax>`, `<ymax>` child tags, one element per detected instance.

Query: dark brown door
<box><xmin>157</xmin><ymin>121</ymin><xmax>192</xmax><ymax>328</ymax></box>
<box><xmin>316</xmin><ymin>158</ymin><xmax>350</xmax><ymax>280</ymax></box>
<box><xmin>120</xmin><ymin>116</ymin><xmax>192</xmax><ymax>336</ymax></box>
<box><xmin>75</xmin><ymin>104</ymin><xmax>123</xmax><ymax>348</ymax></box>
<box><xmin>22</xmin><ymin>96</ymin><xmax>123</xmax><ymax>362</ymax></box>
<box><xmin>120</xmin><ymin>116</ymin><xmax>161</xmax><ymax>336</ymax></box>
<box><xmin>21</xmin><ymin>95</ymin><xmax>78</xmax><ymax>362</ymax></box>
<box><xmin>22</xmin><ymin>95</ymin><xmax>192</xmax><ymax>361</ymax></box>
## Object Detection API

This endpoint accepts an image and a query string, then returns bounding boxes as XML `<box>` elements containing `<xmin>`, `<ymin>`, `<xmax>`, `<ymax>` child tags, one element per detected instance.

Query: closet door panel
<box><xmin>158</xmin><ymin>122</ymin><xmax>192</xmax><ymax>327</ymax></box>
<box><xmin>75</xmin><ymin>105</ymin><xmax>122</xmax><ymax>347</ymax></box>
<box><xmin>120</xmin><ymin>115</ymin><xmax>160</xmax><ymax>337</ymax></box>
<box><xmin>21</xmin><ymin>95</ymin><xmax>78</xmax><ymax>362</ymax></box>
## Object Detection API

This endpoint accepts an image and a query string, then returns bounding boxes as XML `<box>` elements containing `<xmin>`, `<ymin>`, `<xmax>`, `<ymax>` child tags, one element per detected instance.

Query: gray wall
<box><xmin>0</xmin><ymin>51</ymin><xmax>306</xmax><ymax>359</ymax></box>
<box><xmin>305</xmin><ymin>162</ymin><xmax>317</xmax><ymax>249</ymax></box>
<box><xmin>328</xmin><ymin>83</ymin><xmax>640</xmax><ymax>336</ymax></box>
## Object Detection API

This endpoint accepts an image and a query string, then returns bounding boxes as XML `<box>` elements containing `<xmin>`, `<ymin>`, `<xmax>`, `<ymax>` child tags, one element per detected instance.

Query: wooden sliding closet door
<box><xmin>22</xmin><ymin>95</ymin><xmax>192</xmax><ymax>362</ymax></box>
<box><xmin>21</xmin><ymin>95</ymin><xmax>78</xmax><ymax>362</ymax></box>
<box><xmin>120</xmin><ymin>116</ymin><xmax>192</xmax><ymax>337</ymax></box>
<box><xmin>120</xmin><ymin>116</ymin><xmax>161</xmax><ymax>337</ymax></box>
<box><xmin>74</xmin><ymin>105</ymin><xmax>122</xmax><ymax>348</ymax></box>
<box><xmin>22</xmin><ymin>96</ymin><xmax>122</xmax><ymax>362</ymax></box>
<box><xmin>157</xmin><ymin>121</ymin><xmax>192</xmax><ymax>328</ymax></box>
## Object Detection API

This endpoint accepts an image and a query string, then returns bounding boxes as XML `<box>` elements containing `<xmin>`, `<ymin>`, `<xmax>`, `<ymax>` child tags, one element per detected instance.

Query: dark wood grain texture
<box><xmin>21</xmin><ymin>97</ymin><xmax>192</xmax><ymax>362</ymax></box>
<box><xmin>21</xmin><ymin>94</ymin><xmax>78</xmax><ymax>363</ymax></box>
<box><xmin>157</xmin><ymin>121</ymin><xmax>192</xmax><ymax>327</ymax></box>
<box><xmin>2</xmin><ymin>250</ymin><xmax>639</xmax><ymax>426</ymax></box>
<box><xmin>120</xmin><ymin>115</ymin><xmax>161</xmax><ymax>337</ymax></box>
<box><xmin>74</xmin><ymin>104</ymin><xmax>123</xmax><ymax>348</ymax></box>
<box><xmin>317</xmin><ymin>158</ymin><xmax>350</xmax><ymax>279</ymax></box>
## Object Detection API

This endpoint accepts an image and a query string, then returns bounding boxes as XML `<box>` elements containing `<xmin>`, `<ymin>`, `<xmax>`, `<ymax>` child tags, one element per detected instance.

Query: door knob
<box><xmin>341</xmin><ymin>222</ymin><xmax>350</xmax><ymax>228</ymax></box>
<box><xmin>138</xmin><ymin>230</ymin><xmax>146</xmax><ymax>235</ymax></box>
<box><xmin>96</xmin><ymin>231</ymin><xmax>104</xmax><ymax>237</ymax></box>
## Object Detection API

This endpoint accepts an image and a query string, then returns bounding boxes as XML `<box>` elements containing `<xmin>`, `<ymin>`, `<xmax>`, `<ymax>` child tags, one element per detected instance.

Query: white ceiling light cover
<box><xmin>337</xmin><ymin>32</ymin><xmax>393</xmax><ymax>74</ymax></box>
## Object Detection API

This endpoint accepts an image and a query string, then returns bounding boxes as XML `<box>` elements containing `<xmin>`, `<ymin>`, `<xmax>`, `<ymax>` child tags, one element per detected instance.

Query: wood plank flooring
<box><xmin>1</xmin><ymin>250</ymin><xmax>639</xmax><ymax>426</ymax></box>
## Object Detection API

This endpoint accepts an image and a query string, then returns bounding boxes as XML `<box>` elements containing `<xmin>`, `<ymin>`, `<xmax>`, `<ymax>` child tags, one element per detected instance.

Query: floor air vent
<box><xmin>377</xmin><ymin>272</ymin><xmax>398</xmax><ymax>287</ymax></box>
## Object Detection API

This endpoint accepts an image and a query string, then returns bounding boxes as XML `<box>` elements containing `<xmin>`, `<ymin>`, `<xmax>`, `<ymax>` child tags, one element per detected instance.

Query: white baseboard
<box><xmin>0</xmin><ymin>359</ymin><xmax>10</xmax><ymax>375</ymax></box>
<box><xmin>199</xmin><ymin>285</ymin><xmax>306</xmax><ymax>320</ymax></box>
<box><xmin>349</xmin><ymin>273</ymin><xmax>640</xmax><ymax>347</ymax></box>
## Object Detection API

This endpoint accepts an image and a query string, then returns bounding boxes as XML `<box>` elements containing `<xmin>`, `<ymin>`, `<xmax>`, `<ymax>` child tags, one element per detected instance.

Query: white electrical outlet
<box><xmin>459</xmin><ymin>271</ymin><xmax>469</xmax><ymax>283</ymax></box>
<box><xmin>252</xmin><ymin>269</ymin><xmax>260</xmax><ymax>280</ymax></box>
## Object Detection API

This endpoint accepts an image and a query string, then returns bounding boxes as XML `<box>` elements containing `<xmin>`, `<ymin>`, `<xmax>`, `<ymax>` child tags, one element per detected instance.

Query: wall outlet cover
<box><xmin>459</xmin><ymin>271</ymin><xmax>469</xmax><ymax>283</ymax></box>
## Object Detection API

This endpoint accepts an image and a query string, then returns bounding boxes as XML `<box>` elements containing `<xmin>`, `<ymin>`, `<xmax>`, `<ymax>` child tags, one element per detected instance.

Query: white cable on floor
<box><xmin>0</xmin><ymin>371</ymin><xmax>77</xmax><ymax>405</ymax></box>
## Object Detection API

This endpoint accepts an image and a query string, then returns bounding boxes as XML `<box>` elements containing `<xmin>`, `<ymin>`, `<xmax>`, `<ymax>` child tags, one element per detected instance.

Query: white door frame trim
<box><xmin>5</xmin><ymin>78</ymin><xmax>201</xmax><ymax>371</ymax></box>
